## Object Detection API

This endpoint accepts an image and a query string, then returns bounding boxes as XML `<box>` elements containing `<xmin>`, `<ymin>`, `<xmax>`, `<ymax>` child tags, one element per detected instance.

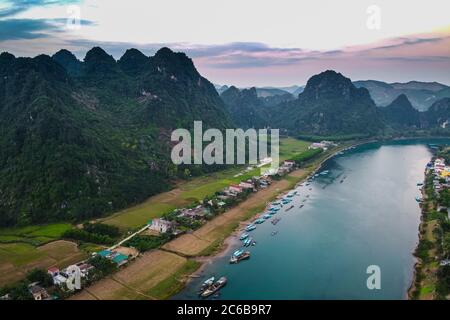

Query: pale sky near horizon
<box><xmin>1</xmin><ymin>0</ymin><xmax>449</xmax><ymax>86</ymax></box>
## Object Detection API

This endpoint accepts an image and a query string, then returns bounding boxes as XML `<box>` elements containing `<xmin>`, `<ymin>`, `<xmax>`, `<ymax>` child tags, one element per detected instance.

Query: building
<box><xmin>229</xmin><ymin>185</ymin><xmax>243</xmax><ymax>194</ymax></box>
<box><xmin>28</xmin><ymin>284</ymin><xmax>50</xmax><ymax>300</ymax></box>
<box><xmin>283</xmin><ymin>160</ymin><xmax>295</xmax><ymax>167</ymax></box>
<box><xmin>47</xmin><ymin>267</ymin><xmax>59</xmax><ymax>277</ymax></box>
<box><xmin>177</xmin><ymin>205</ymin><xmax>207</xmax><ymax>219</ymax></box>
<box><xmin>96</xmin><ymin>250</ymin><xmax>129</xmax><ymax>266</ymax></box>
<box><xmin>239</xmin><ymin>181</ymin><xmax>255</xmax><ymax>191</ymax></box>
<box><xmin>309</xmin><ymin>140</ymin><xmax>336</xmax><ymax>151</ymax></box>
<box><xmin>148</xmin><ymin>218</ymin><xmax>175</xmax><ymax>233</ymax></box>
<box><xmin>112</xmin><ymin>253</ymin><xmax>129</xmax><ymax>267</ymax></box>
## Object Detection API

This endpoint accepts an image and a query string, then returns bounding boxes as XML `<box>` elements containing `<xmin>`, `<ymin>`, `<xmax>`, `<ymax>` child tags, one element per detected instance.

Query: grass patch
<box><xmin>0</xmin><ymin>223</ymin><xmax>72</xmax><ymax>246</ymax></box>
<box><xmin>0</xmin><ymin>243</ymin><xmax>46</xmax><ymax>267</ymax></box>
<box><xmin>146</xmin><ymin>259</ymin><xmax>200</xmax><ymax>300</ymax></box>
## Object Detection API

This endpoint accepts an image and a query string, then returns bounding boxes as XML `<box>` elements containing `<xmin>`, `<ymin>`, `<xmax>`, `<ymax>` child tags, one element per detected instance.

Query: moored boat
<box><xmin>230</xmin><ymin>251</ymin><xmax>251</xmax><ymax>264</ymax></box>
<box><xmin>239</xmin><ymin>233</ymin><xmax>249</xmax><ymax>240</ymax></box>
<box><xmin>255</xmin><ymin>218</ymin><xmax>265</xmax><ymax>224</ymax></box>
<box><xmin>201</xmin><ymin>277</ymin><xmax>227</xmax><ymax>298</ymax></box>
<box><xmin>245</xmin><ymin>224</ymin><xmax>256</xmax><ymax>232</ymax></box>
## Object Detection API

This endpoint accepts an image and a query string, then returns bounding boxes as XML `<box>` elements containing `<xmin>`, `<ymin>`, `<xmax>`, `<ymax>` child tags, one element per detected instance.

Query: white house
<box><xmin>149</xmin><ymin>218</ymin><xmax>175</xmax><ymax>233</ymax></box>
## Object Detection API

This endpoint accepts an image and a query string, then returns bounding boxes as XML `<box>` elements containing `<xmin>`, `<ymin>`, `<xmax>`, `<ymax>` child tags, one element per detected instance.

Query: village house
<box><xmin>309</xmin><ymin>140</ymin><xmax>336</xmax><ymax>151</ymax></box>
<box><xmin>228</xmin><ymin>184</ymin><xmax>243</xmax><ymax>194</ymax></box>
<box><xmin>28</xmin><ymin>283</ymin><xmax>50</xmax><ymax>300</ymax></box>
<box><xmin>283</xmin><ymin>160</ymin><xmax>295</xmax><ymax>168</ymax></box>
<box><xmin>239</xmin><ymin>181</ymin><xmax>255</xmax><ymax>191</ymax></box>
<box><xmin>97</xmin><ymin>250</ymin><xmax>129</xmax><ymax>267</ymax></box>
<box><xmin>148</xmin><ymin>218</ymin><xmax>175</xmax><ymax>233</ymax></box>
<box><xmin>177</xmin><ymin>205</ymin><xmax>208</xmax><ymax>220</ymax></box>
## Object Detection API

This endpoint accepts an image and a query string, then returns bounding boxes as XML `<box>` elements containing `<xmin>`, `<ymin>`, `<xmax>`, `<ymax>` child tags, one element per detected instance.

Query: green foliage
<box><xmin>0</xmin><ymin>47</ymin><xmax>233</xmax><ymax>227</ymax></box>
<box><xmin>290</xmin><ymin>148</ymin><xmax>323</xmax><ymax>164</ymax></box>
<box><xmin>88</xmin><ymin>255</ymin><xmax>117</xmax><ymax>277</ymax></box>
<box><xmin>82</xmin><ymin>222</ymin><xmax>120</xmax><ymax>238</ymax></box>
<box><xmin>124</xmin><ymin>234</ymin><xmax>171</xmax><ymax>252</ymax></box>
<box><xmin>436</xmin><ymin>265</ymin><xmax>450</xmax><ymax>296</ymax></box>
<box><xmin>1</xmin><ymin>281</ymin><xmax>33</xmax><ymax>300</ymax></box>
<box><xmin>297</xmin><ymin>134</ymin><xmax>370</xmax><ymax>142</ymax></box>
<box><xmin>62</xmin><ymin>228</ymin><xmax>114</xmax><ymax>245</ymax></box>
<box><xmin>415</xmin><ymin>239</ymin><xmax>434</xmax><ymax>262</ymax></box>
<box><xmin>26</xmin><ymin>268</ymin><xmax>53</xmax><ymax>287</ymax></box>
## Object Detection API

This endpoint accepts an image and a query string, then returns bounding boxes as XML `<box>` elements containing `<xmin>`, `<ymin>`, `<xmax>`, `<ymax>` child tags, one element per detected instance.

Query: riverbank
<box><xmin>71</xmin><ymin>142</ymin><xmax>355</xmax><ymax>300</ymax></box>
<box><xmin>161</xmin><ymin>143</ymin><xmax>356</xmax><ymax>298</ymax></box>
<box><xmin>408</xmin><ymin>147</ymin><xmax>450</xmax><ymax>300</ymax></box>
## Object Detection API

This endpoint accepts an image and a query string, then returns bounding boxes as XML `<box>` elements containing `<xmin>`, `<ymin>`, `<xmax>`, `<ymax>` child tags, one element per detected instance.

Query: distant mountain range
<box><xmin>353</xmin><ymin>80</ymin><xmax>450</xmax><ymax>111</ymax></box>
<box><xmin>214</xmin><ymin>84</ymin><xmax>304</xmax><ymax>98</ymax></box>
<box><xmin>221</xmin><ymin>71</ymin><xmax>450</xmax><ymax>136</ymax></box>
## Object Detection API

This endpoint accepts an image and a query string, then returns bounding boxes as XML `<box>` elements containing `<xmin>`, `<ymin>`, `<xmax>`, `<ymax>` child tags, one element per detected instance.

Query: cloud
<box><xmin>0</xmin><ymin>17</ymin><xmax>94</xmax><ymax>41</ymax></box>
<box><xmin>0</xmin><ymin>0</ymin><xmax>80</xmax><ymax>18</ymax></box>
<box><xmin>0</xmin><ymin>19</ymin><xmax>57</xmax><ymax>40</ymax></box>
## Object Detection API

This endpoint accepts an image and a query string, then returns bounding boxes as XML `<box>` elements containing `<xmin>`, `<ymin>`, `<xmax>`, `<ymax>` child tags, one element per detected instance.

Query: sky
<box><xmin>0</xmin><ymin>0</ymin><xmax>449</xmax><ymax>87</ymax></box>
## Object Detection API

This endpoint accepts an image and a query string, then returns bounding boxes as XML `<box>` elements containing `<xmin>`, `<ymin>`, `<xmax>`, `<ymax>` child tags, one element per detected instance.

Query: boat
<box><xmin>200</xmin><ymin>277</ymin><xmax>215</xmax><ymax>290</ymax></box>
<box><xmin>245</xmin><ymin>224</ymin><xmax>256</xmax><ymax>232</ymax></box>
<box><xmin>285</xmin><ymin>205</ymin><xmax>294</xmax><ymax>212</ymax></box>
<box><xmin>299</xmin><ymin>204</ymin><xmax>304</xmax><ymax>208</ymax></box>
<box><xmin>243</xmin><ymin>238</ymin><xmax>252</xmax><ymax>247</ymax></box>
<box><xmin>270</xmin><ymin>207</ymin><xmax>280</xmax><ymax>212</ymax></box>
<box><xmin>201</xmin><ymin>277</ymin><xmax>227</xmax><ymax>298</ymax></box>
<box><xmin>415</xmin><ymin>196</ymin><xmax>423</xmax><ymax>203</ymax></box>
<box><xmin>230</xmin><ymin>251</ymin><xmax>251</xmax><ymax>264</ymax></box>
<box><xmin>417</xmin><ymin>182</ymin><xmax>424</xmax><ymax>186</ymax></box>
<box><xmin>233</xmin><ymin>249</ymin><xmax>244</xmax><ymax>257</ymax></box>
<box><xmin>263</xmin><ymin>214</ymin><xmax>272</xmax><ymax>219</ymax></box>
<box><xmin>272</xmin><ymin>201</ymin><xmax>281</xmax><ymax>205</ymax></box>
<box><xmin>271</xmin><ymin>218</ymin><xmax>281</xmax><ymax>225</ymax></box>
<box><xmin>239</xmin><ymin>233</ymin><xmax>249</xmax><ymax>240</ymax></box>
<box><xmin>254</xmin><ymin>218</ymin><xmax>265</xmax><ymax>224</ymax></box>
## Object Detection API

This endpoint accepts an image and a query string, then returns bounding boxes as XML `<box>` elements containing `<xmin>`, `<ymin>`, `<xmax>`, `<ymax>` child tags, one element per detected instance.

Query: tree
<box><xmin>8</xmin><ymin>282</ymin><xmax>33</xmax><ymax>300</ymax></box>
<box><xmin>26</xmin><ymin>268</ymin><xmax>53</xmax><ymax>287</ymax></box>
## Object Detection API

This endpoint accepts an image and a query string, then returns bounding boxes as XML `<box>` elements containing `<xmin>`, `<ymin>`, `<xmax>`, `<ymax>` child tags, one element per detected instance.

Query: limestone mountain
<box><xmin>270</xmin><ymin>70</ymin><xmax>384</xmax><ymax>136</ymax></box>
<box><xmin>380</xmin><ymin>94</ymin><xmax>421</xmax><ymax>129</ymax></box>
<box><xmin>0</xmin><ymin>47</ymin><xmax>232</xmax><ymax>227</ymax></box>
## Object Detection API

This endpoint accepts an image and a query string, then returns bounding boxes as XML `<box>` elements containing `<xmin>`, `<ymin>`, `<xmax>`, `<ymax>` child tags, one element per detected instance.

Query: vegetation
<box><xmin>0</xmin><ymin>47</ymin><xmax>232</xmax><ymax>227</ymax></box>
<box><xmin>87</xmin><ymin>255</ymin><xmax>117</xmax><ymax>279</ymax></box>
<box><xmin>297</xmin><ymin>133</ymin><xmax>370</xmax><ymax>142</ymax></box>
<box><xmin>62</xmin><ymin>229</ymin><xmax>115</xmax><ymax>245</ymax></box>
<box><xmin>290</xmin><ymin>148</ymin><xmax>323</xmax><ymax>164</ymax></box>
<box><xmin>124</xmin><ymin>234</ymin><xmax>171</xmax><ymax>252</ymax></box>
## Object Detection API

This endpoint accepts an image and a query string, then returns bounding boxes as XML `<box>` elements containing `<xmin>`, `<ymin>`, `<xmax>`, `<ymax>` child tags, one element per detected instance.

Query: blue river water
<box><xmin>175</xmin><ymin>139</ymin><xmax>449</xmax><ymax>300</ymax></box>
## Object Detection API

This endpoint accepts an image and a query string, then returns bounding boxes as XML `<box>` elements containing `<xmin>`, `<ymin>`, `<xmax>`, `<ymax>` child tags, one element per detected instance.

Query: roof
<box><xmin>112</xmin><ymin>253</ymin><xmax>128</xmax><ymax>264</ymax></box>
<box><xmin>98</xmin><ymin>250</ymin><xmax>112</xmax><ymax>257</ymax></box>
<box><xmin>48</xmin><ymin>267</ymin><xmax>59</xmax><ymax>273</ymax></box>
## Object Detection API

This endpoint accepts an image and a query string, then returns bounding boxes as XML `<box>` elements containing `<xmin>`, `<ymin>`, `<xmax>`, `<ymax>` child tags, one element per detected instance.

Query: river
<box><xmin>175</xmin><ymin>139</ymin><xmax>448</xmax><ymax>300</ymax></box>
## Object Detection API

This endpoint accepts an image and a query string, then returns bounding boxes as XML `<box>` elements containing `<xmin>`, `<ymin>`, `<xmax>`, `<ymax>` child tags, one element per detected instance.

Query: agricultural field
<box><xmin>0</xmin><ymin>223</ymin><xmax>72</xmax><ymax>246</ymax></box>
<box><xmin>70</xmin><ymin>250</ymin><xmax>199</xmax><ymax>300</ymax></box>
<box><xmin>0</xmin><ymin>223</ymin><xmax>91</xmax><ymax>287</ymax></box>
<box><xmin>0</xmin><ymin>240</ymin><xmax>87</xmax><ymax>287</ymax></box>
